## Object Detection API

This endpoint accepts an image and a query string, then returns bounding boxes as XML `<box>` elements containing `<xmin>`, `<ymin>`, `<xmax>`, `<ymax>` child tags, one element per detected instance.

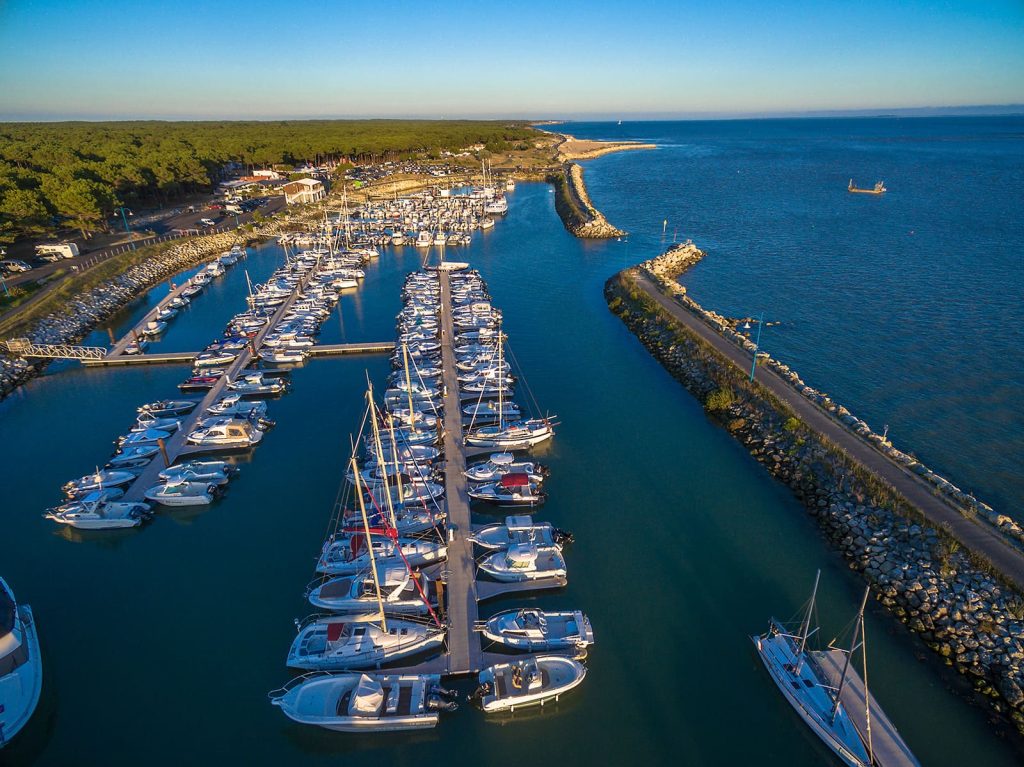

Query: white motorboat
<box><xmin>227</xmin><ymin>373</ymin><xmax>288</xmax><ymax>396</ymax></box>
<box><xmin>45</xmin><ymin>493</ymin><xmax>151</xmax><ymax>530</ymax></box>
<box><xmin>144</xmin><ymin>479</ymin><xmax>218</xmax><ymax>507</ymax></box>
<box><xmin>478</xmin><ymin>543</ymin><xmax>566</xmax><ymax>582</ymax></box>
<box><xmin>464</xmin><ymin>453</ymin><xmax>545</xmax><ymax>484</ymax></box>
<box><xmin>472</xmin><ymin>656</ymin><xmax>585</xmax><ymax>713</ymax></box>
<box><xmin>168</xmin><ymin>296</ymin><xmax>189</xmax><ymax>309</ymax></box>
<box><xmin>316</xmin><ymin>533</ymin><xmax>447</xmax><ymax>575</ymax></box>
<box><xmin>481</xmin><ymin>609</ymin><xmax>594</xmax><ymax>652</ymax></box>
<box><xmin>138</xmin><ymin>400</ymin><xmax>196</xmax><ymax>417</ymax></box>
<box><xmin>465</xmin><ymin>419</ymin><xmax>554</xmax><ymax>450</ymax></box>
<box><xmin>123</xmin><ymin>340</ymin><xmax>147</xmax><ymax>355</ymax></box>
<box><xmin>287</xmin><ymin>615</ymin><xmax>446</xmax><ymax>670</ymax></box>
<box><xmin>194</xmin><ymin>350</ymin><xmax>239</xmax><ymax>367</ymax></box>
<box><xmin>207</xmin><ymin>395</ymin><xmax>268</xmax><ymax>419</ymax></box>
<box><xmin>468</xmin><ymin>474</ymin><xmax>546</xmax><ymax>507</ymax></box>
<box><xmin>309</xmin><ymin>567</ymin><xmax>436</xmax><ymax>615</ymax></box>
<box><xmin>0</xmin><ymin>578</ymin><xmax>42</xmax><ymax>748</ymax></box>
<box><xmin>117</xmin><ymin>428</ymin><xmax>171</xmax><ymax>448</ymax></box>
<box><xmin>63</xmin><ymin>470</ymin><xmax>137</xmax><ymax>497</ymax></box>
<box><xmin>141</xmin><ymin>320</ymin><xmax>167</xmax><ymax>337</ymax></box>
<box><xmin>158</xmin><ymin>460</ymin><xmax>236</xmax><ymax>485</ymax></box>
<box><xmin>469</xmin><ymin>515</ymin><xmax>571</xmax><ymax>551</ymax></box>
<box><xmin>156</xmin><ymin>306</ymin><xmax>177</xmax><ymax>321</ymax></box>
<box><xmin>259</xmin><ymin>348</ymin><xmax>306</xmax><ymax>364</ymax></box>
<box><xmin>133</xmin><ymin>415</ymin><xmax>180</xmax><ymax>433</ymax></box>
<box><xmin>269</xmin><ymin>672</ymin><xmax>456</xmax><ymax>732</ymax></box>
<box><xmin>186</xmin><ymin>418</ymin><xmax>263</xmax><ymax>447</ymax></box>
<box><xmin>107</xmin><ymin>445</ymin><xmax>159</xmax><ymax>466</ymax></box>
<box><xmin>414</xmin><ymin>231</ymin><xmax>432</xmax><ymax>248</ymax></box>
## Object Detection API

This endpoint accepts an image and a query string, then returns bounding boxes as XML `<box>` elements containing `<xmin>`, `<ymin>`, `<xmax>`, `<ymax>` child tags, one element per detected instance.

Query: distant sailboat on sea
<box><xmin>848</xmin><ymin>179</ymin><xmax>887</xmax><ymax>195</ymax></box>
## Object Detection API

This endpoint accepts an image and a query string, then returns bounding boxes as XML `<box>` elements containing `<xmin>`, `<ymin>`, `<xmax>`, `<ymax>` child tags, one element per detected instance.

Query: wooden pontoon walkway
<box><xmin>437</xmin><ymin>271</ymin><xmax>483</xmax><ymax>676</ymax></box>
<box><xmin>106</xmin><ymin>278</ymin><xmax>198</xmax><ymax>358</ymax></box>
<box><xmin>82</xmin><ymin>342</ymin><xmax>394</xmax><ymax>367</ymax></box>
<box><xmin>121</xmin><ymin>267</ymin><xmax>319</xmax><ymax>502</ymax></box>
<box><xmin>811</xmin><ymin>649</ymin><xmax>921</xmax><ymax>767</ymax></box>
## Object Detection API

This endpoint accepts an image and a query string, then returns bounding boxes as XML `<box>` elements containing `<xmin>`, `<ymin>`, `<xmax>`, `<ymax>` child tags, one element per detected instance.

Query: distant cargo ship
<box><xmin>848</xmin><ymin>179</ymin><xmax>887</xmax><ymax>195</ymax></box>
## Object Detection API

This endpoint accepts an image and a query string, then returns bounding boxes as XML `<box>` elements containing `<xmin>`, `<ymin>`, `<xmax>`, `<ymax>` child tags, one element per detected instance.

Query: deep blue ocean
<box><xmin>566</xmin><ymin>116</ymin><xmax>1024</xmax><ymax>518</ymax></box>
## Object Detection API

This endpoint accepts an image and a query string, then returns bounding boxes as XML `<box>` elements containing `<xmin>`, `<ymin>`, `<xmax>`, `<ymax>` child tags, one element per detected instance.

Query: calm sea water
<box><xmin>567</xmin><ymin>116</ymin><xmax>1024</xmax><ymax>518</ymax></box>
<box><xmin>0</xmin><ymin>179</ymin><xmax>1021</xmax><ymax>765</ymax></box>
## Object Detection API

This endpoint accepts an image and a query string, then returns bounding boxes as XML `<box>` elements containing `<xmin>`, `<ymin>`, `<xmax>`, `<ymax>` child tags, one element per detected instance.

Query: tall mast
<box><xmin>497</xmin><ymin>322</ymin><xmax>505</xmax><ymax>432</ymax></box>
<box><xmin>403</xmin><ymin>342</ymin><xmax>417</xmax><ymax>434</ymax></box>
<box><xmin>831</xmin><ymin>585</ymin><xmax>870</xmax><ymax>724</ymax></box>
<box><xmin>350</xmin><ymin>454</ymin><xmax>387</xmax><ymax>632</ymax></box>
<box><xmin>795</xmin><ymin>569</ymin><xmax>821</xmax><ymax>673</ymax></box>
<box><xmin>366</xmin><ymin>383</ymin><xmax>398</xmax><ymax>529</ymax></box>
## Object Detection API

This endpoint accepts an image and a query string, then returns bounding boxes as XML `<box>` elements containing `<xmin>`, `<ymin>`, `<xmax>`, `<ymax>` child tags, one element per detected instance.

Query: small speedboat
<box><xmin>468</xmin><ymin>474</ymin><xmax>546</xmax><ymax>508</ymax></box>
<box><xmin>168</xmin><ymin>296</ymin><xmax>189</xmax><ymax>309</ymax></box>
<box><xmin>145</xmin><ymin>479</ymin><xmax>218</xmax><ymax>507</ymax></box>
<box><xmin>63</xmin><ymin>470</ymin><xmax>137</xmax><ymax>497</ymax></box>
<box><xmin>481</xmin><ymin>609</ymin><xmax>594</xmax><ymax>652</ymax></box>
<box><xmin>186</xmin><ymin>418</ymin><xmax>263</xmax><ymax>447</ymax></box>
<box><xmin>464</xmin><ymin>453</ymin><xmax>546</xmax><ymax>484</ymax></box>
<box><xmin>178</xmin><ymin>373</ymin><xmax>221</xmax><ymax>391</ymax></box>
<box><xmin>0</xmin><ymin>577</ymin><xmax>42</xmax><ymax>748</ymax></box>
<box><xmin>472</xmin><ymin>656</ymin><xmax>586</xmax><ymax>713</ymax></box>
<box><xmin>269</xmin><ymin>672</ymin><xmax>456</xmax><ymax>732</ymax></box>
<box><xmin>227</xmin><ymin>373</ymin><xmax>288</xmax><ymax>397</ymax></box>
<box><xmin>123</xmin><ymin>340</ymin><xmax>147</xmax><ymax>355</ymax></box>
<box><xmin>469</xmin><ymin>516</ymin><xmax>572</xmax><ymax>551</ymax></box>
<box><xmin>207</xmin><ymin>395</ymin><xmax>268</xmax><ymax>419</ymax></box>
<box><xmin>478</xmin><ymin>543</ymin><xmax>566</xmax><ymax>583</ymax></box>
<box><xmin>133</xmin><ymin>415</ymin><xmax>180</xmax><ymax>433</ymax></box>
<box><xmin>107</xmin><ymin>445</ymin><xmax>160</xmax><ymax>466</ymax></box>
<box><xmin>159</xmin><ymin>460</ymin><xmax>237</xmax><ymax>485</ymax></box>
<box><xmin>287</xmin><ymin>615</ymin><xmax>446</xmax><ymax>671</ymax></box>
<box><xmin>45</xmin><ymin>494</ymin><xmax>151</xmax><ymax>530</ymax></box>
<box><xmin>259</xmin><ymin>348</ymin><xmax>306</xmax><ymax>364</ymax></box>
<box><xmin>194</xmin><ymin>350</ymin><xmax>238</xmax><ymax>367</ymax></box>
<box><xmin>117</xmin><ymin>428</ymin><xmax>171</xmax><ymax>448</ymax></box>
<box><xmin>141</xmin><ymin>320</ymin><xmax>167</xmax><ymax>337</ymax></box>
<box><xmin>138</xmin><ymin>399</ymin><xmax>196</xmax><ymax>417</ymax></box>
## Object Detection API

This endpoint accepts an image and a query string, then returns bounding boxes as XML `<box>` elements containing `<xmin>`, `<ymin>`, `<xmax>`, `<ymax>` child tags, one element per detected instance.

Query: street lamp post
<box><xmin>749</xmin><ymin>312</ymin><xmax>765</xmax><ymax>382</ymax></box>
<box><xmin>115</xmin><ymin>206</ymin><xmax>132</xmax><ymax>234</ymax></box>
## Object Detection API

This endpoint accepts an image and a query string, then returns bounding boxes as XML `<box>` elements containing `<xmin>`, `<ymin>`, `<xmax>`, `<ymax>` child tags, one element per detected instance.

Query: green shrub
<box><xmin>705</xmin><ymin>388</ymin><xmax>735</xmax><ymax>412</ymax></box>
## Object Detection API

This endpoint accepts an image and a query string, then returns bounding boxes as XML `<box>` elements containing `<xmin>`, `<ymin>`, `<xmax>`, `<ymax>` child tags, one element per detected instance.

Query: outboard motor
<box><xmin>553</xmin><ymin>528</ymin><xmax>574</xmax><ymax>546</ymax></box>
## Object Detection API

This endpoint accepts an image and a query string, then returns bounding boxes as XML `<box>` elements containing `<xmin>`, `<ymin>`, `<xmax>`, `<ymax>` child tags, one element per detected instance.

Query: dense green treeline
<box><xmin>0</xmin><ymin>120</ymin><xmax>533</xmax><ymax>242</ymax></box>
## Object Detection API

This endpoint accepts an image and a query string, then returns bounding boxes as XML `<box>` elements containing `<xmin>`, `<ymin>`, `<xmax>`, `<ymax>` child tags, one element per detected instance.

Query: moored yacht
<box><xmin>0</xmin><ymin>578</ymin><xmax>42</xmax><ymax>749</ymax></box>
<box><xmin>269</xmin><ymin>672</ymin><xmax>456</xmax><ymax>732</ymax></box>
<box><xmin>478</xmin><ymin>542</ymin><xmax>566</xmax><ymax>582</ymax></box>
<box><xmin>481</xmin><ymin>609</ymin><xmax>594</xmax><ymax>652</ymax></box>
<box><xmin>472</xmin><ymin>655</ymin><xmax>585</xmax><ymax>713</ymax></box>
<box><xmin>287</xmin><ymin>615</ymin><xmax>446</xmax><ymax>670</ymax></box>
<box><xmin>45</xmin><ymin>493</ymin><xmax>152</xmax><ymax>530</ymax></box>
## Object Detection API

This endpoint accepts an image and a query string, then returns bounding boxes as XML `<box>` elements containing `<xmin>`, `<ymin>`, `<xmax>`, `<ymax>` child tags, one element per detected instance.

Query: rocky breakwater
<box><xmin>550</xmin><ymin>162</ymin><xmax>624</xmax><ymax>239</ymax></box>
<box><xmin>605</xmin><ymin>246</ymin><xmax>1024</xmax><ymax>736</ymax></box>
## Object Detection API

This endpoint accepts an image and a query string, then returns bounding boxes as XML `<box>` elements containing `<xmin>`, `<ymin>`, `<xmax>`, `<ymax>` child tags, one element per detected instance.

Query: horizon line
<box><xmin>1</xmin><ymin>104</ymin><xmax>1022</xmax><ymax>124</ymax></box>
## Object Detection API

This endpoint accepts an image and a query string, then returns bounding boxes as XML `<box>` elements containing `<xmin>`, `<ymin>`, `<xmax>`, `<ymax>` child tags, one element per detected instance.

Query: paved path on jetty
<box><xmin>634</xmin><ymin>271</ymin><xmax>1024</xmax><ymax>592</ymax></box>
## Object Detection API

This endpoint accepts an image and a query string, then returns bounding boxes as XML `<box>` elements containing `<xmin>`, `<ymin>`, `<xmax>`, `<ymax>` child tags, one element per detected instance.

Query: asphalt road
<box><xmin>1</xmin><ymin>196</ymin><xmax>286</xmax><ymax>289</ymax></box>
<box><xmin>634</xmin><ymin>270</ymin><xmax>1024</xmax><ymax>592</ymax></box>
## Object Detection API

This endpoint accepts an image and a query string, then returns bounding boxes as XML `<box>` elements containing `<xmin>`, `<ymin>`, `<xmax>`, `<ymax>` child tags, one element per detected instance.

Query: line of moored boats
<box><xmin>270</xmin><ymin>264</ymin><xmax>593</xmax><ymax>731</ymax></box>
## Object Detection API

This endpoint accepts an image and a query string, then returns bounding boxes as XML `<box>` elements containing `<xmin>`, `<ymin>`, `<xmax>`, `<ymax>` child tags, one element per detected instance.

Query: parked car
<box><xmin>199</xmin><ymin>218</ymin><xmax>217</xmax><ymax>227</ymax></box>
<box><xmin>1</xmin><ymin>259</ymin><xmax>33</xmax><ymax>273</ymax></box>
<box><xmin>36</xmin><ymin>253</ymin><xmax>63</xmax><ymax>263</ymax></box>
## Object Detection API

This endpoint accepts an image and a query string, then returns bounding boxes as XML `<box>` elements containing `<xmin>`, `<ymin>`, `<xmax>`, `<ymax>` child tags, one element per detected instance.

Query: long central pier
<box><xmin>437</xmin><ymin>271</ymin><xmax>483</xmax><ymax>675</ymax></box>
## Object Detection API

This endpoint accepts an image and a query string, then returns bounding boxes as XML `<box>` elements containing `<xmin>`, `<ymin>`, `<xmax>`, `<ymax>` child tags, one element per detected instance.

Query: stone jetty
<box><xmin>605</xmin><ymin>242</ymin><xmax>1024</xmax><ymax>735</ymax></box>
<box><xmin>550</xmin><ymin>163</ymin><xmax>624</xmax><ymax>239</ymax></box>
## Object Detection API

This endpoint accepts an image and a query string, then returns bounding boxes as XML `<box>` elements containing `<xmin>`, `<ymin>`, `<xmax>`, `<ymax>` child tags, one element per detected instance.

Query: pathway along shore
<box><xmin>606</xmin><ymin>244</ymin><xmax>1024</xmax><ymax>735</ymax></box>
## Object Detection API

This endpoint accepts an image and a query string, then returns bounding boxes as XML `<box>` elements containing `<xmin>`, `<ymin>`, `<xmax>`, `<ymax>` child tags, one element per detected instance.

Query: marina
<box><xmin>0</xmin><ymin>181</ymin><xmax>1020</xmax><ymax>765</ymax></box>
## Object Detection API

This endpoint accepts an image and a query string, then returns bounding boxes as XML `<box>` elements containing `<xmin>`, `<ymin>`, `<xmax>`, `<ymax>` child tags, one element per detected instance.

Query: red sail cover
<box><xmin>499</xmin><ymin>473</ymin><xmax>530</xmax><ymax>488</ymax></box>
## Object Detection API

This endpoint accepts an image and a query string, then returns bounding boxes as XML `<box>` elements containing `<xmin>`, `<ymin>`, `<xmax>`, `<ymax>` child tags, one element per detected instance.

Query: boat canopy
<box><xmin>350</xmin><ymin>674</ymin><xmax>385</xmax><ymax>715</ymax></box>
<box><xmin>499</xmin><ymin>473</ymin><xmax>531</xmax><ymax>489</ymax></box>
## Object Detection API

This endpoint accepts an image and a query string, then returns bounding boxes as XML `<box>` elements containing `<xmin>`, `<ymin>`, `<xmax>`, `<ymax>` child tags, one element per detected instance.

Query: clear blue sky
<box><xmin>0</xmin><ymin>0</ymin><xmax>1021</xmax><ymax>120</ymax></box>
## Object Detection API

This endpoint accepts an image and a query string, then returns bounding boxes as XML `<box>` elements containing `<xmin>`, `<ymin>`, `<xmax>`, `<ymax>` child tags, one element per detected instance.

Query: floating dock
<box><xmin>83</xmin><ymin>342</ymin><xmax>394</xmax><ymax>367</ymax></box>
<box><xmin>106</xmin><ymin>278</ymin><xmax>198</xmax><ymax>358</ymax></box>
<box><xmin>437</xmin><ymin>271</ymin><xmax>483</xmax><ymax>676</ymax></box>
<box><xmin>120</xmin><ymin>268</ymin><xmax>319</xmax><ymax>502</ymax></box>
